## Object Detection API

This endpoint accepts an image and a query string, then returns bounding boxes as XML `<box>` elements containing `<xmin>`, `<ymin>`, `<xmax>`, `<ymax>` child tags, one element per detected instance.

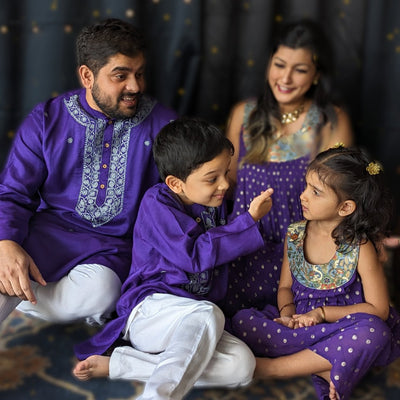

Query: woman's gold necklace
<box><xmin>280</xmin><ymin>103</ymin><xmax>305</xmax><ymax>125</ymax></box>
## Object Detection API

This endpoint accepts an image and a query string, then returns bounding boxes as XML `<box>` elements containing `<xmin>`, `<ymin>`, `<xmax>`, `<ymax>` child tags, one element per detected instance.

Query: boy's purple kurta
<box><xmin>0</xmin><ymin>89</ymin><xmax>177</xmax><ymax>282</ymax></box>
<box><xmin>75</xmin><ymin>183</ymin><xmax>265</xmax><ymax>359</ymax></box>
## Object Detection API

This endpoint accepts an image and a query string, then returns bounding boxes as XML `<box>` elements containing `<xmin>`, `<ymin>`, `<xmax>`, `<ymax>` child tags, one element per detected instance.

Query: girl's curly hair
<box><xmin>307</xmin><ymin>146</ymin><xmax>393</xmax><ymax>248</ymax></box>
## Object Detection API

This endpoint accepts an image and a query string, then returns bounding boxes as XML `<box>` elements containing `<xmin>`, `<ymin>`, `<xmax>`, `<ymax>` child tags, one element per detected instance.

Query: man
<box><xmin>0</xmin><ymin>18</ymin><xmax>177</xmax><ymax>326</ymax></box>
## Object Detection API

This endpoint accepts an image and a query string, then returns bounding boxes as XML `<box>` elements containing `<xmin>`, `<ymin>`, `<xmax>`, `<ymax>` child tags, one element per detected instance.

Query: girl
<box><xmin>231</xmin><ymin>146</ymin><xmax>400</xmax><ymax>399</ymax></box>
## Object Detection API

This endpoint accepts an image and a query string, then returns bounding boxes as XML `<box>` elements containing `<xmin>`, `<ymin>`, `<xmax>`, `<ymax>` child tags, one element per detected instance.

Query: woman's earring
<box><xmin>313</xmin><ymin>78</ymin><xmax>319</xmax><ymax>85</ymax></box>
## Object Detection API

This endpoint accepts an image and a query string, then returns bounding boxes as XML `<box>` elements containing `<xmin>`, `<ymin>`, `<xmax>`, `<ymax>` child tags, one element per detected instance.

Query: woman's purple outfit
<box><xmin>231</xmin><ymin>221</ymin><xmax>400</xmax><ymax>399</ymax></box>
<box><xmin>223</xmin><ymin>100</ymin><xmax>321</xmax><ymax>316</ymax></box>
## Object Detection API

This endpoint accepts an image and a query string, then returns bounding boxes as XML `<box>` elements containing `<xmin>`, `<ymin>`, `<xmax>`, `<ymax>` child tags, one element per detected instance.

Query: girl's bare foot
<box><xmin>329</xmin><ymin>380</ymin><xmax>339</xmax><ymax>399</ymax></box>
<box><xmin>73</xmin><ymin>355</ymin><xmax>110</xmax><ymax>381</ymax></box>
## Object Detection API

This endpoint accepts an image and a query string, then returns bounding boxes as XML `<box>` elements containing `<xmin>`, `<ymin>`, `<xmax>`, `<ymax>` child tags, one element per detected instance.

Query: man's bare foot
<box><xmin>329</xmin><ymin>381</ymin><xmax>339</xmax><ymax>399</ymax></box>
<box><xmin>73</xmin><ymin>355</ymin><xmax>110</xmax><ymax>381</ymax></box>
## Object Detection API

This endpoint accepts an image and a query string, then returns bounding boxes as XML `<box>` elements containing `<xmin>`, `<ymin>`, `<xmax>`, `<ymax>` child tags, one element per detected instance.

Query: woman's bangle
<box><xmin>279</xmin><ymin>302</ymin><xmax>295</xmax><ymax>314</ymax></box>
<box><xmin>319</xmin><ymin>306</ymin><xmax>326</xmax><ymax>322</ymax></box>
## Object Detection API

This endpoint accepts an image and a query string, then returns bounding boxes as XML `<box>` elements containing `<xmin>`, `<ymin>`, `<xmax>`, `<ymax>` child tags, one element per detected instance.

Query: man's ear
<box><xmin>165</xmin><ymin>175</ymin><xmax>184</xmax><ymax>194</ymax></box>
<box><xmin>78</xmin><ymin>65</ymin><xmax>94</xmax><ymax>89</ymax></box>
<box><xmin>338</xmin><ymin>200</ymin><xmax>356</xmax><ymax>217</ymax></box>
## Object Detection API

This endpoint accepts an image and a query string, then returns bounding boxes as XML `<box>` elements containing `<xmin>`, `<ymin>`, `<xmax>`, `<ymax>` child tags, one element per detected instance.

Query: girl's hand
<box><xmin>273</xmin><ymin>316</ymin><xmax>299</xmax><ymax>329</ymax></box>
<box><xmin>292</xmin><ymin>308</ymin><xmax>324</xmax><ymax>327</ymax></box>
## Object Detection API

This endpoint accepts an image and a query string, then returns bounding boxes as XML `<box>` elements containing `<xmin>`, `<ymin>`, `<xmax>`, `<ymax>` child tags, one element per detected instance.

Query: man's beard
<box><xmin>91</xmin><ymin>83</ymin><xmax>140</xmax><ymax>120</ymax></box>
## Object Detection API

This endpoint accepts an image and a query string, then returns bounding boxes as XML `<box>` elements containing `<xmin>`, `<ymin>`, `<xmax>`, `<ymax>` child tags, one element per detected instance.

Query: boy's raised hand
<box><xmin>248</xmin><ymin>188</ymin><xmax>274</xmax><ymax>222</ymax></box>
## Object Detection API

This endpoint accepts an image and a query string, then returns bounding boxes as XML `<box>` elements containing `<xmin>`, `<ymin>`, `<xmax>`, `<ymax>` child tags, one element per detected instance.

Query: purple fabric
<box><xmin>74</xmin><ymin>183</ymin><xmax>265</xmax><ymax>359</ymax></box>
<box><xmin>223</xmin><ymin>101</ymin><xmax>324</xmax><ymax>316</ymax></box>
<box><xmin>0</xmin><ymin>89</ymin><xmax>177</xmax><ymax>282</ymax></box>
<box><xmin>224</xmin><ymin>156</ymin><xmax>308</xmax><ymax>315</ymax></box>
<box><xmin>231</xmin><ymin>221</ymin><xmax>400</xmax><ymax>400</ymax></box>
<box><xmin>223</xmin><ymin>131</ymin><xmax>312</xmax><ymax>315</ymax></box>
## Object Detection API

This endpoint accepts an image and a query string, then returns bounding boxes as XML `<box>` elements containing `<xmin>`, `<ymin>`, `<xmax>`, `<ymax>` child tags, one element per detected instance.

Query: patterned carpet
<box><xmin>1</xmin><ymin>310</ymin><xmax>400</xmax><ymax>400</ymax></box>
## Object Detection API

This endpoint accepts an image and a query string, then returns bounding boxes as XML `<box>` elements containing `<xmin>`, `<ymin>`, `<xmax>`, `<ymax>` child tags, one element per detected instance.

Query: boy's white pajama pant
<box><xmin>0</xmin><ymin>269</ymin><xmax>256</xmax><ymax>400</ymax></box>
<box><xmin>111</xmin><ymin>293</ymin><xmax>256</xmax><ymax>400</ymax></box>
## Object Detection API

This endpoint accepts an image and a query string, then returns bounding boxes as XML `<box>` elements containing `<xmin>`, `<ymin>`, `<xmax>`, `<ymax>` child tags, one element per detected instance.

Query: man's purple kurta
<box><xmin>75</xmin><ymin>183</ymin><xmax>264</xmax><ymax>359</ymax></box>
<box><xmin>0</xmin><ymin>89</ymin><xmax>177</xmax><ymax>282</ymax></box>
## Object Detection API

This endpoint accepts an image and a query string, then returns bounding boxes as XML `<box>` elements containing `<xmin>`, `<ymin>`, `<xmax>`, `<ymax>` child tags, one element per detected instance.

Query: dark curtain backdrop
<box><xmin>0</xmin><ymin>0</ymin><xmax>399</xmax><ymax>224</ymax></box>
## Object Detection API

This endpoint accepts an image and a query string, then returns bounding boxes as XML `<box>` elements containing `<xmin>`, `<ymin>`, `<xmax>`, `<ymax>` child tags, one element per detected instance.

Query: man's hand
<box><xmin>248</xmin><ymin>188</ymin><xmax>274</xmax><ymax>222</ymax></box>
<box><xmin>0</xmin><ymin>240</ymin><xmax>46</xmax><ymax>304</ymax></box>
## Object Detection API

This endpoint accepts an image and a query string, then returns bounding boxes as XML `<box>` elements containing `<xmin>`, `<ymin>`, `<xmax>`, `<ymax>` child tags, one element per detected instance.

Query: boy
<box><xmin>73</xmin><ymin>117</ymin><xmax>274</xmax><ymax>400</ymax></box>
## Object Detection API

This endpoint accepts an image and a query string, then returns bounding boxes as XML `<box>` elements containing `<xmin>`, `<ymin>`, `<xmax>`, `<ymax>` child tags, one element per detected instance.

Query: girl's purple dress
<box><xmin>223</xmin><ymin>100</ymin><xmax>321</xmax><ymax>316</ymax></box>
<box><xmin>231</xmin><ymin>220</ymin><xmax>400</xmax><ymax>399</ymax></box>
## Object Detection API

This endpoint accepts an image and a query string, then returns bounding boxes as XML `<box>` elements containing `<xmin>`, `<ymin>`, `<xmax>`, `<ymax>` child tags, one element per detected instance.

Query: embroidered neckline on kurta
<box><xmin>65</xmin><ymin>94</ymin><xmax>156</xmax><ymax>227</ymax></box>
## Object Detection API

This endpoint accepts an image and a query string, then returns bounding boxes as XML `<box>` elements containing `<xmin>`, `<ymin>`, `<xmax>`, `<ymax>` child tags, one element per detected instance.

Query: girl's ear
<box><xmin>338</xmin><ymin>200</ymin><xmax>356</xmax><ymax>217</ymax></box>
<box><xmin>165</xmin><ymin>175</ymin><xmax>184</xmax><ymax>194</ymax></box>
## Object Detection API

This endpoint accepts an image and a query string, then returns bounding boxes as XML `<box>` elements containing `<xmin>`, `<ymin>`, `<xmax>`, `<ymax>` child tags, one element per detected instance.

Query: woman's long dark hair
<box><xmin>244</xmin><ymin>19</ymin><xmax>337</xmax><ymax>164</ymax></box>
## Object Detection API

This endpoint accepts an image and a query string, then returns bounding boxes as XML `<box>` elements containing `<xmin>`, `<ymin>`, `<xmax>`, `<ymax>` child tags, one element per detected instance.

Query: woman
<box><xmin>223</xmin><ymin>20</ymin><xmax>353</xmax><ymax>317</ymax></box>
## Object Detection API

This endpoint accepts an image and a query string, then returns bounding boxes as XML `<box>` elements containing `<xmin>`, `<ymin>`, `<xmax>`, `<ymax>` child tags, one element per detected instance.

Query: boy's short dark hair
<box><xmin>153</xmin><ymin>117</ymin><xmax>234</xmax><ymax>181</ymax></box>
<box><xmin>76</xmin><ymin>18</ymin><xmax>146</xmax><ymax>76</ymax></box>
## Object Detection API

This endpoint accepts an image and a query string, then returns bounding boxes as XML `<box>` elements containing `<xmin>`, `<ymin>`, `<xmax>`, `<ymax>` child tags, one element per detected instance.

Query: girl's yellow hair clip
<box><xmin>366</xmin><ymin>161</ymin><xmax>382</xmax><ymax>176</ymax></box>
<box><xmin>332</xmin><ymin>142</ymin><xmax>345</xmax><ymax>149</ymax></box>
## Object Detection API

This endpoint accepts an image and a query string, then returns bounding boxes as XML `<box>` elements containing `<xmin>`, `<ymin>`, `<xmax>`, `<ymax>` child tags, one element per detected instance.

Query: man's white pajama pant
<box><xmin>111</xmin><ymin>293</ymin><xmax>256</xmax><ymax>400</ymax></box>
<box><xmin>0</xmin><ymin>264</ymin><xmax>121</xmax><ymax>325</ymax></box>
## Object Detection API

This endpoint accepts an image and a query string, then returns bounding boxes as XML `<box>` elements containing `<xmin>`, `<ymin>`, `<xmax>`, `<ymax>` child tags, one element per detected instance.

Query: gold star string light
<box><xmin>125</xmin><ymin>9</ymin><xmax>135</xmax><ymax>18</ymax></box>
